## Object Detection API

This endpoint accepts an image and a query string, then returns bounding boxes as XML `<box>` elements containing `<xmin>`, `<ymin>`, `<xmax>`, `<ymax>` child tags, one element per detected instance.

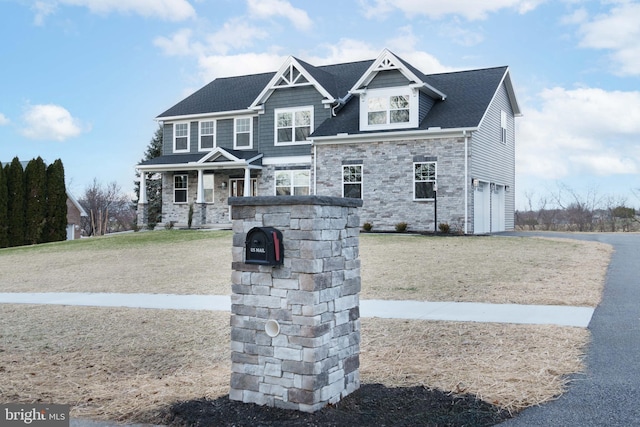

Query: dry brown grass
<box><xmin>0</xmin><ymin>305</ymin><xmax>588</xmax><ymax>422</ymax></box>
<box><xmin>0</xmin><ymin>231</ymin><xmax>612</xmax><ymax>423</ymax></box>
<box><xmin>0</xmin><ymin>231</ymin><xmax>611</xmax><ymax>307</ymax></box>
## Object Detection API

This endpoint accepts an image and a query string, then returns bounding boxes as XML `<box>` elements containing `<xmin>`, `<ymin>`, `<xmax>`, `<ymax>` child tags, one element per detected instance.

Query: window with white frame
<box><xmin>275</xmin><ymin>107</ymin><xmax>313</xmax><ymax>145</ymax></box>
<box><xmin>234</xmin><ymin>117</ymin><xmax>253</xmax><ymax>149</ymax></box>
<box><xmin>174</xmin><ymin>174</ymin><xmax>188</xmax><ymax>203</ymax></box>
<box><xmin>501</xmin><ymin>110</ymin><xmax>507</xmax><ymax>143</ymax></box>
<box><xmin>275</xmin><ymin>170</ymin><xmax>310</xmax><ymax>196</ymax></box>
<box><xmin>360</xmin><ymin>87</ymin><xmax>417</xmax><ymax>130</ymax></box>
<box><xmin>203</xmin><ymin>173</ymin><xmax>214</xmax><ymax>203</ymax></box>
<box><xmin>230</xmin><ymin>178</ymin><xmax>257</xmax><ymax>197</ymax></box>
<box><xmin>414</xmin><ymin>162</ymin><xmax>436</xmax><ymax>200</ymax></box>
<box><xmin>199</xmin><ymin>120</ymin><xmax>215</xmax><ymax>151</ymax></box>
<box><xmin>174</xmin><ymin>123</ymin><xmax>189</xmax><ymax>152</ymax></box>
<box><xmin>343</xmin><ymin>165</ymin><xmax>363</xmax><ymax>199</ymax></box>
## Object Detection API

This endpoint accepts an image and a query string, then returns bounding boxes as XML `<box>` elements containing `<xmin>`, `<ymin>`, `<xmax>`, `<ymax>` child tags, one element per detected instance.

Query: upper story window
<box><xmin>234</xmin><ymin>117</ymin><xmax>253</xmax><ymax>149</ymax></box>
<box><xmin>414</xmin><ymin>161</ymin><xmax>436</xmax><ymax>201</ymax></box>
<box><xmin>275</xmin><ymin>107</ymin><xmax>313</xmax><ymax>146</ymax></box>
<box><xmin>174</xmin><ymin>122</ymin><xmax>189</xmax><ymax>153</ymax></box>
<box><xmin>359</xmin><ymin>87</ymin><xmax>418</xmax><ymax>131</ymax></box>
<box><xmin>199</xmin><ymin>120</ymin><xmax>215</xmax><ymax>151</ymax></box>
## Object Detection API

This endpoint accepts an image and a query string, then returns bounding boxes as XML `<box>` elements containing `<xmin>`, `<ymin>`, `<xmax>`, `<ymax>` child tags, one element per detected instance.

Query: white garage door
<box><xmin>473</xmin><ymin>182</ymin><xmax>490</xmax><ymax>234</ymax></box>
<box><xmin>491</xmin><ymin>185</ymin><xmax>506</xmax><ymax>232</ymax></box>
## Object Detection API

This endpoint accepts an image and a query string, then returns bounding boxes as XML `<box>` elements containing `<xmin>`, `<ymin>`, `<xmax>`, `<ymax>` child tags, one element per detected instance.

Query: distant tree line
<box><xmin>0</xmin><ymin>157</ymin><xmax>67</xmax><ymax>248</ymax></box>
<box><xmin>516</xmin><ymin>184</ymin><xmax>640</xmax><ymax>232</ymax></box>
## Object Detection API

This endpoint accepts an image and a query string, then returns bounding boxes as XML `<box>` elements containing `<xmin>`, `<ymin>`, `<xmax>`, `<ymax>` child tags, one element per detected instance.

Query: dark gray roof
<box><xmin>157</xmin><ymin>60</ymin><xmax>373</xmax><ymax>119</ymax></box>
<box><xmin>156</xmin><ymin>54</ymin><xmax>510</xmax><ymax>138</ymax></box>
<box><xmin>139</xmin><ymin>150</ymin><xmax>262</xmax><ymax>166</ymax></box>
<box><xmin>311</xmin><ymin>66</ymin><xmax>509</xmax><ymax>137</ymax></box>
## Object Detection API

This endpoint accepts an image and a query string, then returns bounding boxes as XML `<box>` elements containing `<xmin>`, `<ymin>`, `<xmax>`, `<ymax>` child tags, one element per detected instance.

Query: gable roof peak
<box><xmin>349</xmin><ymin>48</ymin><xmax>446</xmax><ymax>100</ymax></box>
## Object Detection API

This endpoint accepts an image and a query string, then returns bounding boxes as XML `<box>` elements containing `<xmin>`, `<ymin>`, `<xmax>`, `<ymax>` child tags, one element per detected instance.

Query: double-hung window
<box><xmin>174</xmin><ymin>123</ymin><xmax>189</xmax><ymax>152</ymax></box>
<box><xmin>360</xmin><ymin>87</ymin><xmax>418</xmax><ymax>131</ymax></box>
<box><xmin>199</xmin><ymin>121</ymin><xmax>215</xmax><ymax>151</ymax></box>
<box><xmin>413</xmin><ymin>162</ymin><xmax>436</xmax><ymax>200</ymax></box>
<box><xmin>343</xmin><ymin>165</ymin><xmax>363</xmax><ymax>199</ymax></box>
<box><xmin>275</xmin><ymin>107</ymin><xmax>313</xmax><ymax>145</ymax></box>
<box><xmin>275</xmin><ymin>170</ymin><xmax>310</xmax><ymax>196</ymax></box>
<box><xmin>174</xmin><ymin>174</ymin><xmax>188</xmax><ymax>203</ymax></box>
<box><xmin>234</xmin><ymin>117</ymin><xmax>253</xmax><ymax>149</ymax></box>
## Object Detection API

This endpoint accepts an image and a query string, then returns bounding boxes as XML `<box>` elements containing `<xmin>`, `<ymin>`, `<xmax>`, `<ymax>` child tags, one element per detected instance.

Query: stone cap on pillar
<box><xmin>228</xmin><ymin>195</ymin><xmax>363</xmax><ymax>208</ymax></box>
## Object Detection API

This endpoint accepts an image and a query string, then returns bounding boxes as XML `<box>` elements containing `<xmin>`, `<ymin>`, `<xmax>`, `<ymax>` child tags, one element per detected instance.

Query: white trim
<box><xmin>262</xmin><ymin>155</ymin><xmax>312</xmax><ymax>166</ymax></box>
<box><xmin>173</xmin><ymin>173</ymin><xmax>189</xmax><ymax>204</ymax></box>
<box><xmin>249</xmin><ymin>56</ymin><xmax>335</xmax><ymax>109</ymax></box>
<box><xmin>359</xmin><ymin>86</ymin><xmax>418</xmax><ymax>131</ymax></box>
<box><xmin>413</xmin><ymin>161</ymin><xmax>437</xmax><ymax>201</ymax></box>
<box><xmin>274</xmin><ymin>106</ymin><xmax>314</xmax><ymax>146</ymax></box>
<box><xmin>274</xmin><ymin>169</ymin><xmax>311</xmax><ymax>196</ymax></box>
<box><xmin>198</xmin><ymin>119</ymin><xmax>216</xmax><ymax>151</ymax></box>
<box><xmin>234</xmin><ymin>117</ymin><xmax>253</xmax><ymax>149</ymax></box>
<box><xmin>342</xmin><ymin>164</ymin><xmax>363</xmax><ymax>199</ymax></box>
<box><xmin>173</xmin><ymin>122</ymin><xmax>190</xmax><ymax>153</ymax></box>
<box><xmin>157</xmin><ymin>109</ymin><xmax>255</xmax><ymax>122</ymax></box>
<box><xmin>349</xmin><ymin>49</ymin><xmax>446</xmax><ymax>100</ymax></box>
<box><xmin>311</xmin><ymin>127</ymin><xmax>476</xmax><ymax>145</ymax></box>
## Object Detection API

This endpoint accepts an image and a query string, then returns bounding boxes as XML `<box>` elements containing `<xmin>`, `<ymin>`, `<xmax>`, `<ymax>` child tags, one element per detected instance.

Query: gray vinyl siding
<box><xmin>469</xmin><ymin>82</ymin><xmax>516</xmax><ymax>230</ymax></box>
<box><xmin>163</xmin><ymin>123</ymin><xmax>172</xmax><ymax>155</ymax></box>
<box><xmin>366</xmin><ymin>70</ymin><xmax>410</xmax><ymax>89</ymax></box>
<box><xmin>258</xmin><ymin>86</ymin><xmax>329</xmax><ymax>158</ymax></box>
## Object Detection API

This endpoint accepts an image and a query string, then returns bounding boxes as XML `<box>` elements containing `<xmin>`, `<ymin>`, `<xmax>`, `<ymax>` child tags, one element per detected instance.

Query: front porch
<box><xmin>136</xmin><ymin>148</ymin><xmax>262</xmax><ymax>230</ymax></box>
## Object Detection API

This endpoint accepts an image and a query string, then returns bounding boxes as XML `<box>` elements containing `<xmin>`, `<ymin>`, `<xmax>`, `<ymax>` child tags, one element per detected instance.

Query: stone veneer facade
<box><xmin>228</xmin><ymin>195</ymin><xmax>362</xmax><ymax>413</ymax></box>
<box><xmin>313</xmin><ymin>137</ymin><xmax>469</xmax><ymax>232</ymax></box>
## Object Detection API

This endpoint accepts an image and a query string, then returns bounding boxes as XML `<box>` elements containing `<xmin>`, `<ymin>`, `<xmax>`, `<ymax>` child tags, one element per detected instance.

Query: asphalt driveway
<box><xmin>500</xmin><ymin>232</ymin><xmax>640</xmax><ymax>426</ymax></box>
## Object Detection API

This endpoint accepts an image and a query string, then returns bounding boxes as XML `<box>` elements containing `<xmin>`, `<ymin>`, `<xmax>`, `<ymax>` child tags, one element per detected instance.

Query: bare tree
<box><xmin>79</xmin><ymin>179</ymin><xmax>135</xmax><ymax>236</ymax></box>
<box><xmin>553</xmin><ymin>183</ymin><xmax>602</xmax><ymax>231</ymax></box>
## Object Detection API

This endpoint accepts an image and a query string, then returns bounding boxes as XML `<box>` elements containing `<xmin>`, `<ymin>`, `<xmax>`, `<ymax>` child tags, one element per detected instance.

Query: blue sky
<box><xmin>1</xmin><ymin>0</ymin><xmax>639</xmax><ymax>210</ymax></box>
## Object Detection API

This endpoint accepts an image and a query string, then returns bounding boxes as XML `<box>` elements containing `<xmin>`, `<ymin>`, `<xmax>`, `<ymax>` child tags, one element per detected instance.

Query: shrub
<box><xmin>395</xmin><ymin>222</ymin><xmax>408</xmax><ymax>233</ymax></box>
<box><xmin>164</xmin><ymin>221</ymin><xmax>175</xmax><ymax>230</ymax></box>
<box><xmin>362</xmin><ymin>222</ymin><xmax>373</xmax><ymax>232</ymax></box>
<box><xmin>438</xmin><ymin>223</ymin><xmax>450</xmax><ymax>234</ymax></box>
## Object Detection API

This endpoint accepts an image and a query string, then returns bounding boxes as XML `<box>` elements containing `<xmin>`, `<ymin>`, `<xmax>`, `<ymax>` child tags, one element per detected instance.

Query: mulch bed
<box><xmin>161</xmin><ymin>383</ymin><xmax>513</xmax><ymax>426</ymax></box>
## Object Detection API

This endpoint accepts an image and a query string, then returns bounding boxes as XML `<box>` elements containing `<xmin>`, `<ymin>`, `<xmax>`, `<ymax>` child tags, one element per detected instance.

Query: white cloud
<box><xmin>205</xmin><ymin>18</ymin><xmax>270</xmax><ymax>55</ymax></box>
<box><xmin>518</xmin><ymin>87</ymin><xmax>640</xmax><ymax>180</ymax></box>
<box><xmin>360</xmin><ymin>0</ymin><xmax>547</xmax><ymax>20</ymax></box>
<box><xmin>197</xmin><ymin>51</ymin><xmax>286</xmax><ymax>80</ymax></box>
<box><xmin>0</xmin><ymin>113</ymin><xmax>9</xmax><ymax>126</ymax></box>
<box><xmin>247</xmin><ymin>0</ymin><xmax>313</xmax><ymax>31</ymax></box>
<box><xmin>32</xmin><ymin>1</ymin><xmax>57</xmax><ymax>26</ymax></box>
<box><xmin>575</xmin><ymin>2</ymin><xmax>640</xmax><ymax>76</ymax></box>
<box><xmin>154</xmin><ymin>29</ymin><xmax>200</xmax><ymax>56</ymax></box>
<box><xmin>40</xmin><ymin>0</ymin><xmax>195</xmax><ymax>22</ymax></box>
<box><xmin>21</xmin><ymin>104</ymin><xmax>87</xmax><ymax>141</ymax></box>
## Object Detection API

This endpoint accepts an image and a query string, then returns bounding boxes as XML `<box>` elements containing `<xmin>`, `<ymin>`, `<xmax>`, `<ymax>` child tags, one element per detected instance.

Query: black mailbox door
<box><xmin>245</xmin><ymin>227</ymin><xmax>283</xmax><ymax>265</ymax></box>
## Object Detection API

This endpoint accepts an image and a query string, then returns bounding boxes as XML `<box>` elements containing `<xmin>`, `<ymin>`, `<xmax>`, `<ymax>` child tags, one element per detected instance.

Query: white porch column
<box><xmin>139</xmin><ymin>171</ymin><xmax>148</xmax><ymax>204</ymax></box>
<box><xmin>196</xmin><ymin>169</ymin><xmax>204</xmax><ymax>203</ymax></box>
<box><xmin>243</xmin><ymin>167</ymin><xmax>251</xmax><ymax>197</ymax></box>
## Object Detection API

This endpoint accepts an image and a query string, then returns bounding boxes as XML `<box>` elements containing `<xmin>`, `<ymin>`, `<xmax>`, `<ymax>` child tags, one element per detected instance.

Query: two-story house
<box><xmin>137</xmin><ymin>49</ymin><xmax>521</xmax><ymax>233</ymax></box>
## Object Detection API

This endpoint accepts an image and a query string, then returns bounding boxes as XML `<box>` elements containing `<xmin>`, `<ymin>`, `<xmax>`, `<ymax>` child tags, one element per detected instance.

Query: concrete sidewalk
<box><xmin>0</xmin><ymin>292</ymin><xmax>593</xmax><ymax>327</ymax></box>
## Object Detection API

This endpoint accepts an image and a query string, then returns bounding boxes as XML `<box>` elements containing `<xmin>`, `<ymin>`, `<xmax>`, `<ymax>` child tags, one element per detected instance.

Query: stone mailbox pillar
<box><xmin>228</xmin><ymin>195</ymin><xmax>363</xmax><ymax>413</ymax></box>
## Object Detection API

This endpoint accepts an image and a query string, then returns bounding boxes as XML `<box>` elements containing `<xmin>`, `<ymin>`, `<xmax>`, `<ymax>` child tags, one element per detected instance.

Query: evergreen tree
<box><xmin>45</xmin><ymin>159</ymin><xmax>67</xmax><ymax>242</ymax></box>
<box><xmin>0</xmin><ymin>163</ymin><xmax>8</xmax><ymax>248</ymax></box>
<box><xmin>6</xmin><ymin>157</ymin><xmax>25</xmax><ymax>247</ymax></box>
<box><xmin>134</xmin><ymin>124</ymin><xmax>163</xmax><ymax>227</ymax></box>
<box><xmin>24</xmin><ymin>157</ymin><xmax>47</xmax><ymax>245</ymax></box>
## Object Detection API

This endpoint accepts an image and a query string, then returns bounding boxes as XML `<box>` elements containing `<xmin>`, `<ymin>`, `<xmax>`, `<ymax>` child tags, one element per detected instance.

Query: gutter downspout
<box><xmin>464</xmin><ymin>130</ymin><xmax>469</xmax><ymax>235</ymax></box>
<box><xmin>313</xmin><ymin>143</ymin><xmax>317</xmax><ymax>195</ymax></box>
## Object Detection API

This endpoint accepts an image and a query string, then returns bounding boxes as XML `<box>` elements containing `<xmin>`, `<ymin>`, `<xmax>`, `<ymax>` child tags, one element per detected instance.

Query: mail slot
<box><xmin>245</xmin><ymin>227</ymin><xmax>284</xmax><ymax>266</ymax></box>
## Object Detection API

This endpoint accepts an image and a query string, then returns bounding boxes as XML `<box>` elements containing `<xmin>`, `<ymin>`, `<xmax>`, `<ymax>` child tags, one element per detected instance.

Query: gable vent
<box><xmin>275</xmin><ymin>64</ymin><xmax>310</xmax><ymax>87</ymax></box>
<box><xmin>376</xmin><ymin>58</ymin><xmax>399</xmax><ymax>71</ymax></box>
